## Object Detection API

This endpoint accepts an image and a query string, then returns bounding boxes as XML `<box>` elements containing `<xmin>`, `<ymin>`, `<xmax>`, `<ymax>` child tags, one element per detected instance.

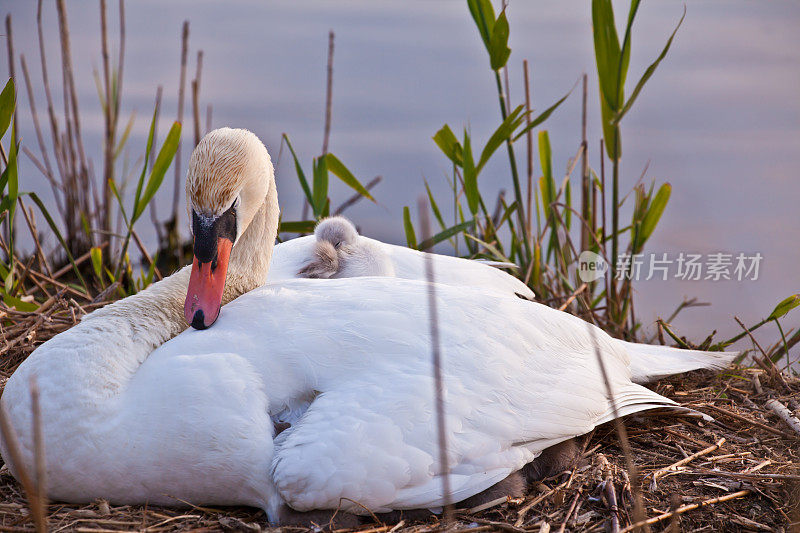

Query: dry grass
<box><xmin>1</xmin><ymin>290</ymin><xmax>798</xmax><ymax>532</ymax></box>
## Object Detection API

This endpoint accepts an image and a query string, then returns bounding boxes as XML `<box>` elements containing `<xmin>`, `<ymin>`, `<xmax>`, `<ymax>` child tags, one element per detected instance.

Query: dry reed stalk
<box><xmin>585</xmin><ymin>323</ymin><xmax>648</xmax><ymax>532</ymax></box>
<box><xmin>192</xmin><ymin>51</ymin><xmax>203</xmax><ymax>147</ymax></box>
<box><xmin>170</xmin><ymin>21</ymin><xmax>190</xmax><ymax>242</ymax></box>
<box><xmin>418</xmin><ymin>197</ymin><xmax>453</xmax><ymax>527</ymax></box>
<box><xmin>29</xmin><ymin>377</ymin><xmax>47</xmax><ymax>529</ymax></box>
<box><xmin>0</xmin><ymin>397</ymin><xmax>46</xmax><ymax>532</ymax></box>
<box><xmin>322</xmin><ymin>31</ymin><xmax>334</xmax><ymax>156</ymax></box>
<box><xmin>4</xmin><ymin>14</ymin><xmax>16</xmax><ymax>247</ymax></box>
<box><xmin>99</xmin><ymin>0</ymin><xmax>114</xmax><ymax>234</ymax></box>
<box><xmin>523</xmin><ymin>59</ymin><xmax>533</xmax><ymax>246</ymax></box>
<box><xmin>580</xmin><ymin>73</ymin><xmax>589</xmax><ymax>254</ymax></box>
<box><xmin>334</xmin><ymin>176</ymin><xmax>382</xmax><ymax>216</ymax></box>
<box><xmin>16</xmin><ymin>198</ymin><xmax>53</xmax><ymax>280</ymax></box>
<box><xmin>148</xmin><ymin>86</ymin><xmax>164</xmax><ymax>244</ymax></box>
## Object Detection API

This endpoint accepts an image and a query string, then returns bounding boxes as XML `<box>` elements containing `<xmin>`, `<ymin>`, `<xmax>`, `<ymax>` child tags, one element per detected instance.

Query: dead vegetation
<box><xmin>0</xmin><ymin>289</ymin><xmax>798</xmax><ymax>532</ymax></box>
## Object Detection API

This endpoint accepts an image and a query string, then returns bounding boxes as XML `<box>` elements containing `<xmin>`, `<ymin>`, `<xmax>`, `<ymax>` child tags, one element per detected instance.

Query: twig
<box><xmin>514</xmin><ymin>478</ymin><xmax>571</xmax><ymax>526</ymax></box>
<box><xmin>702</xmin><ymin>403</ymin><xmax>796</xmax><ymax>440</ymax></box>
<box><xmin>557</xmin><ymin>282</ymin><xmax>587</xmax><ymax>312</ymax></box>
<box><xmin>51</xmin><ymin>242</ymin><xmax>109</xmax><ymax>280</ymax></box>
<box><xmin>469</xmin><ymin>517</ymin><xmax>526</xmax><ymax>533</ymax></box>
<box><xmin>334</xmin><ymin>176</ymin><xmax>382</xmax><ymax>215</ymax></box>
<box><xmin>464</xmin><ymin>495</ymin><xmax>509</xmax><ymax>515</ymax></box>
<box><xmin>603</xmin><ymin>478</ymin><xmax>620</xmax><ymax>533</ymax></box>
<box><xmin>619</xmin><ymin>490</ymin><xmax>750</xmax><ymax>533</ymax></box>
<box><xmin>650</xmin><ymin>438</ymin><xmax>725</xmax><ymax>489</ymax></box>
<box><xmin>557</xmin><ymin>489</ymin><xmax>582</xmax><ymax>533</ymax></box>
<box><xmin>130</xmin><ymin>228</ymin><xmax>162</xmax><ymax>281</ymax></box>
<box><xmin>734</xmin><ymin>316</ymin><xmax>790</xmax><ymax>392</ymax></box>
<box><xmin>765</xmin><ymin>399</ymin><xmax>800</xmax><ymax>436</ymax></box>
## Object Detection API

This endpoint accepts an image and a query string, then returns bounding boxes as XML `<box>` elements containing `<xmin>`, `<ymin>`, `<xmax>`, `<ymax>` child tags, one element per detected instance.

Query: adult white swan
<box><xmin>1</xmin><ymin>128</ymin><xmax>735</xmax><ymax>524</ymax></box>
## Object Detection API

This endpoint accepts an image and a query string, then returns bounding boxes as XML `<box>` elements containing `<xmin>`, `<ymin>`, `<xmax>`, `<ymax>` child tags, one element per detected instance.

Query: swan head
<box><xmin>184</xmin><ymin>127</ymin><xmax>274</xmax><ymax>329</ymax></box>
<box><xmin>314</xmin><ymin>216</ymin><xmax>359</xmax><ymax>249</ymax></box>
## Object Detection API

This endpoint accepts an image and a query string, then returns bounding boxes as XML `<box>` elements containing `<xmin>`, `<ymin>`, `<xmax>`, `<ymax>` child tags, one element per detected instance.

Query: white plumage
<box><xmin>273</xmin><ymin>222</ymin><xmax>534</xmax><ymax>300</ymax></box>
<box><xmin>0</xmin><ymin>128</ymin><xmax>736</xmax><ymax>524</ymax></box>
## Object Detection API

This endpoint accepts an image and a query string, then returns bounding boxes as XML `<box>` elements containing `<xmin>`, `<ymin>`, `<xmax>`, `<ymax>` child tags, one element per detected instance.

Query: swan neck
<box><xmin>224</xmin><ymin>178</ymin><xmax>279</xmax><ymax>301</ymax></box>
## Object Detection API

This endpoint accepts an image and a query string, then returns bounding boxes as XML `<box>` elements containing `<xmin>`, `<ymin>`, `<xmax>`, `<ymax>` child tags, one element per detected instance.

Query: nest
<box><xmin>1</xmin><ymin>296</ymin><xmax>799</xmax><ymax>532</ymax></box>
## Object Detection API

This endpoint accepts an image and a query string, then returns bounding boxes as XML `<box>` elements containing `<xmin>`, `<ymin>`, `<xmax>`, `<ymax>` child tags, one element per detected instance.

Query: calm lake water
<box><xmin>4</xmin><ymin>1</ymin><xmax>800</xmax><ymax>348</ymax></box>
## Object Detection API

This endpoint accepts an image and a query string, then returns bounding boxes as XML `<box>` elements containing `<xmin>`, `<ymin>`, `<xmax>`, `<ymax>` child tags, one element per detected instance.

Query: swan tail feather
<box><xmin>619</xmin><ymin>340</ymin><xmax>738</xmax><ymax>384</ymax></box>
<box><xmin>600</xmin><ymin>382</ymin><xmax>710</xmax><ymax>423</ymax></box>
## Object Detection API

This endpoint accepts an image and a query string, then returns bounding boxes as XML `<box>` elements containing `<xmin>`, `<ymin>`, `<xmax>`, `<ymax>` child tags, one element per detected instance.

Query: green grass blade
<box><xmin>512</xmin><ymin>84</ymin><xmax>575</xmax><ymax>142</ymax></box>
<box><xmin>462</xmin><ymin>130</ymin><xmax>479</xmax><ymax>216</ymax></box>
<box><xmin>403</xmin><ymin>206</ymin><xmax>417</xmax><ymax>249</ymax></box>
<box><xmin>2</xmin><ymin>292</ymin><xmax>38</xmax><ymax>312</ymax></box>
<box><xmin>114</xmin><ymin>111</ymin><xmax>137</xmax><ymax>160</ymax></box>
<box><xmin>424</xmin><ymin>180</ymin><xmax>447</xmax><ymax>231</ymax></box>
<box><xmin>467</xmin><ymin>0</ymin><xmax>495</xmax><ymax>52</ymax></box>
<box><xmin>432</xmin><ymin>124</ymin><xmax>463</xmax><ymax>166</ymax></box>
<box><xmin>418</xmin><ymin>219</ymin><xmax>476</xmax><ymax>251</ymax></box>
<box><xmin>464</xmin><ymin>233</ymin><xmax>511</xmax><ymax>263</ymax></box>
<box><xmin>131</xmin><ymin>105</ymin><xmax>159</xmax><ymax>222</ymax></box>
<box><xmin>325</xmin><ymin>153</ymin><xmax>375</xmax><ymax>202</ymax></box>
<box><xmin>90</xmin><ymin>246</ymin><xmax>104</xmax><ymax>286</ymax></box>
<box><xmin>477</xmin><ymin>104</ymin><xmax>524</xmax><ymax>172</ymax></box>
<box><xmin>618</xmin><ymin>0</ymin><xmax>642</xmax><ymax>95</ymax></box>
<box><xmin>134</xmin><ymin>121</ymin><xmax>181</xmax><ymax>222</ymax></box>
<box><xmin>614</xmin><ymin>7</ymin><xmax>685</xmax><ymax>125</ymax></box>
<box><xmin>282</xmin><ymin>134</ymin><xmax>314</xmax><ymax>206</ymax></box>
<box><xmin>108</xmin><ymin>178</ymin><xmax>129</xmax><ymax>225</ymax></box>
<box><xmin>279</xmin><ymin>220</ymin><xmax>316</xmax><ymax>234</ymax></box>
<box><xmin>0</xmin><ymin>78</ymin><xmax>15</xmax><ymax>140</ymax></box>
<box><xmin>23</xmin><ymin>192</ymin><xmax>89</xmax><ymax>292</ymax></box>
<box><xmin>592</xmin><ymin>0</ymin><xmax>624</xmax><ymax>159</ymax></box>
<box><xmin>769</xmin><ymin>294</ymin><xmax>800</xmax><ymax>321</ymax></box>
<box><xmin>638</xmin><ymin>182</ymin><xmax>670</xmax><ymax>245</ymax></box>
<box><xmin>312</xmin><ymin>156</ymin><xmax>329</xmax><ymax>217</ymax></box>
<box><xmin>489</xmin><ymin>9</ymin><xmax>511</xmax><ymax>70</ymax></box>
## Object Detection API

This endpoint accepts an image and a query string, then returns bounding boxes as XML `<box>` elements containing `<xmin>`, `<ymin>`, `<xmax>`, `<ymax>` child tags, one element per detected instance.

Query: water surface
<box><xmin>4</xmin><ymin>1</ymin><xmax>799</xmax><ymax>346</ymax></box>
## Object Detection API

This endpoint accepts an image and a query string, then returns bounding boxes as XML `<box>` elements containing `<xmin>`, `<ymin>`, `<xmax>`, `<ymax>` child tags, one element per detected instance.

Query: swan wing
<box><xmin>183</xmin><ymin>278</ymin><xmax>678</xmax><ymax>513</ymax></box>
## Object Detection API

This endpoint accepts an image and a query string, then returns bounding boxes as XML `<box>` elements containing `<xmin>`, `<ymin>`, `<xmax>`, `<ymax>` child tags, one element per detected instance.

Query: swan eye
<box><xmin>334</xmin><ymin>241</ymin><xmax>342</xmax><ymax>249</ymax></box>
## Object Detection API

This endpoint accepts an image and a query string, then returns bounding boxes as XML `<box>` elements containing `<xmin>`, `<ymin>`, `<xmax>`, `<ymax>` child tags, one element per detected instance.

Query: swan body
<box><xmin>0</xmin><ymin>128</ymin><xmax>736</xmax><ymax>523</ymax></box>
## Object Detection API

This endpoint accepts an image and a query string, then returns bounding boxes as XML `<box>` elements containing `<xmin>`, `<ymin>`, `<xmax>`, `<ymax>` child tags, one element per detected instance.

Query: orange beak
<box><xmin>184</xmin><ymin>238</ymin><xmax>233</xmax><ymax>329</ymax></box>
<box><xmin>184</xmin><ymin>205</ymin><xmax>238</xmax><ymax>330</ymax></box>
